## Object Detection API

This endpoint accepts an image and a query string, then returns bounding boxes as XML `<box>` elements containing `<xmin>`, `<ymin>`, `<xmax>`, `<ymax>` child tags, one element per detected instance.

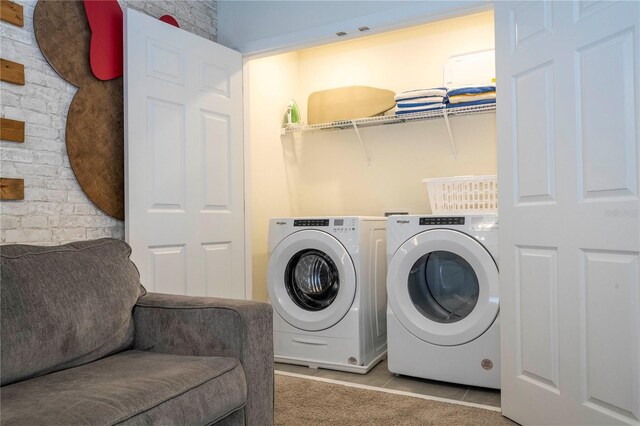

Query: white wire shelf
<box><xmin>282</xmin><ymin>102</ymin><xmax>496</xmax><ymax>133</ymax></box>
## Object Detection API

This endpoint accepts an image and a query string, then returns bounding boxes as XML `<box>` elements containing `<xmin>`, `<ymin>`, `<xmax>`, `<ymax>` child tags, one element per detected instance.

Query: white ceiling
<box><xmin>217</xmin><ymin>1</ymin><xmax>492</xmax><ymax>56</ymax></box>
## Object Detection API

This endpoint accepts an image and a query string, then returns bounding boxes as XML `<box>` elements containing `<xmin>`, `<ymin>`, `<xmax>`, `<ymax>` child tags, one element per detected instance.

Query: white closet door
<box><xmin>125</xmin><ymin>8</ymin><xmax>246</xmax><ymax>299</ymax></box>
<box><xmin>496</xmin><ymin>1</ymin><xmax>639</xmax><ymax>425</ymax></box>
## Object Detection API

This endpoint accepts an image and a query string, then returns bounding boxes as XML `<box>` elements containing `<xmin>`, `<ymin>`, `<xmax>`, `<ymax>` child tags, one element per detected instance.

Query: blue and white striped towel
<box><xmin>396</xmin><ymin>96</ymin><xmax>445</xmax><ymax>108</ymax></box>
<box><xmin>395</xmin><ymin>103</ymin><xmax>445</xmax><ymax>115</ymax></box>
<box><xmin>447</xmin><ymin>85</ymin><xmax>496</xmax><ymax>97</ymax></box>
<box><xmin>446</xmin><ymin>98</ymin><xmax>496</xmax><ymax>108</ymax></box>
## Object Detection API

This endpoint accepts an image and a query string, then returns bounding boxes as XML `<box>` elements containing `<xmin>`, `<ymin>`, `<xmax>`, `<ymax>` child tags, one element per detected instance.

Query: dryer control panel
<box><xmin>420</xmin><ymin>216</ymin><xmax>465</xmax><ymax>226</ymax></box>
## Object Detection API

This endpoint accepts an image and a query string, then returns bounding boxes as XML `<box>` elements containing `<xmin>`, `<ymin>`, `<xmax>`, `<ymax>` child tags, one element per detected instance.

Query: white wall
<box><xmin>249</xmin><ymin>11</ymin><xmax>496</xmax><ymax>301</ymax></box>
<box><xmin>0</xmin><ymin>0</ymin><xmax>217</xmax><ymax>245</ymax></box>
<box><xmin>247</xmin><ymin>52</ymin><xmax>299</xmax><ymax>302</ymax></box>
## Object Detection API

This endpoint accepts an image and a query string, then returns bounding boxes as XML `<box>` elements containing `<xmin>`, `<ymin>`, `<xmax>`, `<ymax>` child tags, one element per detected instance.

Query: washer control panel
<box><xmin>332</xmin><ymin>217</ymin><xmax>357</xmax><ymax>233</ymax></box>
<box><xmin>420</xmin><ymin>216</ymin><xmax>465</xmax><ymax>226</ymax></box>
<box><xmin>294</xmin><ymin>219</ymin><xmax>330</xmax><ymax>227</ymax></box>
<box><xmin>288</xmin><ymin>217</ymin><xmax>358</xmax><ymax>243</ymax></box>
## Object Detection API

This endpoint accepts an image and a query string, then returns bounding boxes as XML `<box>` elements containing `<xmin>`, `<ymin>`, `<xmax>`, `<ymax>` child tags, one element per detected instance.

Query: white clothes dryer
<box><xmin>268</xmin><ymin>217</ymin><xmax>387</xmax><ymax>373</ymax></box>
<box><xmin>386</xmin><ymin>214</ymin><xmax>500</xmax><ymax>389</ymax></box>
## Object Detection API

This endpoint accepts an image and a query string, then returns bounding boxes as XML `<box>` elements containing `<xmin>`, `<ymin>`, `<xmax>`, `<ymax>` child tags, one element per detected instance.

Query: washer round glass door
<box><xmin>387</xmin><ymin>229</ymin><xmax>498</xmax><ymax>346</ymax></box>
<box><xmin>285</xmin><ymin>249</ymin><xmax>340</xmax><ymax>311</ymax></box>
<box><xmin>268</xmin><ymin>230</ymin><xmax>356</xmax><ymax>331</ymax></box>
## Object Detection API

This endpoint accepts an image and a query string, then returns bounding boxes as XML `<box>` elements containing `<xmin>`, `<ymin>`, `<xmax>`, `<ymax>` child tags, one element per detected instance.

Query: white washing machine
<box><xmin>268</xmin><ymin>216</ymin><xmax>387</xmax><ymax>373</ymax></box>
<box><xmin>386</xmin><ymin>214</ymin><xmax>500</xmax><ymax>389</ymax></box>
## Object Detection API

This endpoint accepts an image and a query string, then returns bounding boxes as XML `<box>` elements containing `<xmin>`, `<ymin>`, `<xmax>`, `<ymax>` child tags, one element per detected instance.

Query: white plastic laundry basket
<box><xmin>423</xmin><ymin>175</ymin><xmax>498</xmax><ymax>214</ymax></box>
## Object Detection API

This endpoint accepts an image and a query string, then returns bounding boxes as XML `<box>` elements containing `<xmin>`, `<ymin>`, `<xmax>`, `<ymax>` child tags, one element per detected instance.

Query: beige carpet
<box><xmin>275</xmin><ymin>374</ymin><xmax>517</xmax><ymax>426</ymax></box>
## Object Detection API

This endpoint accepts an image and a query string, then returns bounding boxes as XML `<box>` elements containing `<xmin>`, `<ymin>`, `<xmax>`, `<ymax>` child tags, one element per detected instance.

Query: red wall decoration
<box><xmin>84</xmin><ymin>0</ymin><xmax>123</xmax><ymax>81</ymax></box>
<box><xmin>159</xmin><ymin>15</ymin><xmax>180</xmax><ymax>28</ymax></box>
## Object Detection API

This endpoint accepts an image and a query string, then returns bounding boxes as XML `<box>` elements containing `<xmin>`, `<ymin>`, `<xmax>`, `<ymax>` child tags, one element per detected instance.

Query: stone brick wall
<box><xmin>0</xmin><ymin>0</ymin><xmax>217</xmax><ymax>245</ymax></box>
<box><xmin>123</xmin><ymin>0</ymin><xmax>218</xmax><ymax>41</ymax></box>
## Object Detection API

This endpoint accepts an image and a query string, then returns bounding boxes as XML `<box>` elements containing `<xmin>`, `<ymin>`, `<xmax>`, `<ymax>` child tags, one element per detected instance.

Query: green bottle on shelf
<box><xmin>283</xmin><ymin>99</ymin><xmax>301</xmax><ymax>127</ymax></box>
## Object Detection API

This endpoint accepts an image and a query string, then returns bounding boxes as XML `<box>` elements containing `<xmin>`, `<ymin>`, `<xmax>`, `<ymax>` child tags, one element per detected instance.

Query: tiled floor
<box><xmin>274</xmin><ymin>359</ymin><xmax>501</xmax><ymax>408</ymax></box>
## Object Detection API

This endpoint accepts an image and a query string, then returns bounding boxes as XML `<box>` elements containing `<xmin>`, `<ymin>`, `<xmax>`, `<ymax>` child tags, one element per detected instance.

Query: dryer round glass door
<box><xmin>268</xmin><ymin>230</ymin><xmax>356</xmax><ymax>331</ymax></box>
<box><xmin>408</xmin><ymin>251</ymin><xmax>479</xmax><ymax>323</ymax></box>
<box><xmin>387</xmin><ymin>229</ymin><xmax>499</xmax><ymax>346</ymax></box>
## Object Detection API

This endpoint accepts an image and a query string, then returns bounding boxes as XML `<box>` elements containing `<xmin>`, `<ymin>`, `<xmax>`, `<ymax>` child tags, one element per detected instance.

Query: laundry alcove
<box><xmin>244</xmin><ymin>11</ymin><xmax>497</xmax><ymax>303</ymax></box>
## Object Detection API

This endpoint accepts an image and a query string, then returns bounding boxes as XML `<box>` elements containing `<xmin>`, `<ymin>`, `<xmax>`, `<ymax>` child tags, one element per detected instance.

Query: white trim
<box><xmin>275</xmin><ymin>350</ymin><xmax>386</xmax><ymax>375</ymax></box>
<box><xmin>123</xmin><ymin>7</ymin><xmax>131</xmax><ymax>243</ymax></box>
<box><xmin>274</xmin><ymin>370</ymin><xmax>502</xmax><ymax>412</ymax></box>
<box><xmin>242</xmin><ymin>57</ymin><xmax>252</xmax><ymax>300</ymax></box>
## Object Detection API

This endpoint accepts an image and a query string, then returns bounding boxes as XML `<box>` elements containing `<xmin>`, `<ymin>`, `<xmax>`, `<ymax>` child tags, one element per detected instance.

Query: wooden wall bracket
<box><xmin>1</xmin><ymin>2</ymin><xmax>26</xmax><ymax>202</ymax></box>
<box><xmin>0</xmin><ymin>58</ymin><xmax>25</xmax><ymax>85</ymax></box>
<box><xmin>0</xmin><ymin>117</ymin><xmax>25</xmax><ymax>142</ymax></box>
<box><xmin>0</xmin><ymin>177</ymin><xmax>24</xmax><ymax>200</ymax></box>
<box><xmin>0</xmin><ymin>0</ymin><xmax>23</xmax><ymax>27</ymax></box>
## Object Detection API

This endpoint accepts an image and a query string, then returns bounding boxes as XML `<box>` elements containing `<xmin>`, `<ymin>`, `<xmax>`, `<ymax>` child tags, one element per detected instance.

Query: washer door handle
<box><xmin>292</xmin><ymin>338</ymin><xmax>328</xmax><ymax>346</ymax></box>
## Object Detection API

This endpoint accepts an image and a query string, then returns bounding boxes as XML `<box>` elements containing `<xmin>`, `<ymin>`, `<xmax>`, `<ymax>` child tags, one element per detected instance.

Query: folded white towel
<box><xmin>448</xmin><ymin>92</ymin><xmax>496</xmax><ymax>104</ymax></box>
<box><xmin>395</xmin><ymin>88</ymin><xmax>447</xmax><ymax>101</ymax></box>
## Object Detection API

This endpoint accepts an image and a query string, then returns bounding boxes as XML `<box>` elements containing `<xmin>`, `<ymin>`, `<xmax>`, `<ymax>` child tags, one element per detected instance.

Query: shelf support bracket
<box><xmin>351</xmin><ymin>121</ymin><xmax>371</xmax><ymax>165</ymax></box>
<box><xmin>442</xmin><ymin>108</ymin><xmax>458</xmax><ymax>159</ymax></box>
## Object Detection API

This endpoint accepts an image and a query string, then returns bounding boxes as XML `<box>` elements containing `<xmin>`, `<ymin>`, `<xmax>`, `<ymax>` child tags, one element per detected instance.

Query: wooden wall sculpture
<box><xmin>34</xmin><ymin>0</ymin><xmax>124</xmax><ymax>220</ymax></box>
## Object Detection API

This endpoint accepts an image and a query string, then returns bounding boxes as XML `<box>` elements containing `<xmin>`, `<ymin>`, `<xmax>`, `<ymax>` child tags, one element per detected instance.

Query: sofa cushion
<box><xmin>0</xmin><ymin>239</ymin><xmax>145</xmax><ymax>386</ymax></box>
<box><xmin>0</xmin><ymin>350</ymin><xmax>247</xmax><ymax>425</ymax></box>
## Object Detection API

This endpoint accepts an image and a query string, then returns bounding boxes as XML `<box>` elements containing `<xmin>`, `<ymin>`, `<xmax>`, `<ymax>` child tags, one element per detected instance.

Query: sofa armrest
<box><xmin>133</xmin><ymin>292</ymin><xmax>273</xmax><ymax>426</ymax></box>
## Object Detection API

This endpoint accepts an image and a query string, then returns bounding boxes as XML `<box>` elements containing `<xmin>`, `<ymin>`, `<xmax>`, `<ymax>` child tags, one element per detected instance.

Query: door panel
<box><xmin>125</xmin><ymin>8</ymin><xmax>245</xmax><ymax>299</ymax></box>
<box><xmin>149</xmin><ymin>245</ymin><xmax>186</xmax><ymax>294</ymax></box>
<box><xmin>146</xmin><ymin>40</ymin><xmax>185</xmax><ymax>84</ymax></box>
<box><xmin>201</xmin><ymin>112</ymin><xmax>231</xmax><ymax>209</ymax></box>
<box><xmin>577</xmin><ymin>30</ymin><xmax>636</xmax><ymax>200</ymax></box>
<box><xmin>581</xmin><ymin>250</ymin><xmax>639</xmax><ymax>421</ymax></box>
<box><xmin>510</xmin><ymin>1</ymin><xmax>552</xmax><ymax>50</ymax></box>
<box><xmin>147</xmin><ymin>99</ymin><xmax>185</xmax><ymax>210</ymax></box>
<box><xmin>496</xmin><ymin>1</ymin><xmax>639</xmax><ymax>424</ymax></box>
<box><xmin>516</xmin><ymin>246</ymin><xmax>559</xmax><ymax>391</ymax></box>
<box><xmin>203</xmin><ymin>242</ymin><xmax>233</xmax><ymax>298</ymax></box>
<box><xmin>513</xmin><ymin>63</ymin><xmax>556</xmax><ymax>204</ymax></box>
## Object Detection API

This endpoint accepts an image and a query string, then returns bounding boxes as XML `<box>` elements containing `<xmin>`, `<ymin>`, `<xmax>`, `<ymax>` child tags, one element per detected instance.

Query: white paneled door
<box><xmin>496</xmin><ymin>1</ymin><xmax>639</xmax><ymax>425</ymax></box>
<box><xmin>125</xmin><ymin>8</ymin><xmax>246</xmax><ymax>299</ymax></box>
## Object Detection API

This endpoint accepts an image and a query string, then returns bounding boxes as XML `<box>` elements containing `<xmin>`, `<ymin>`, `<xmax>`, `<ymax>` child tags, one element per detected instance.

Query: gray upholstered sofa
<box><xmin>0</xmin><ymin>238</ymin><xmax>273</xmax><ymax>425</ymax></box>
